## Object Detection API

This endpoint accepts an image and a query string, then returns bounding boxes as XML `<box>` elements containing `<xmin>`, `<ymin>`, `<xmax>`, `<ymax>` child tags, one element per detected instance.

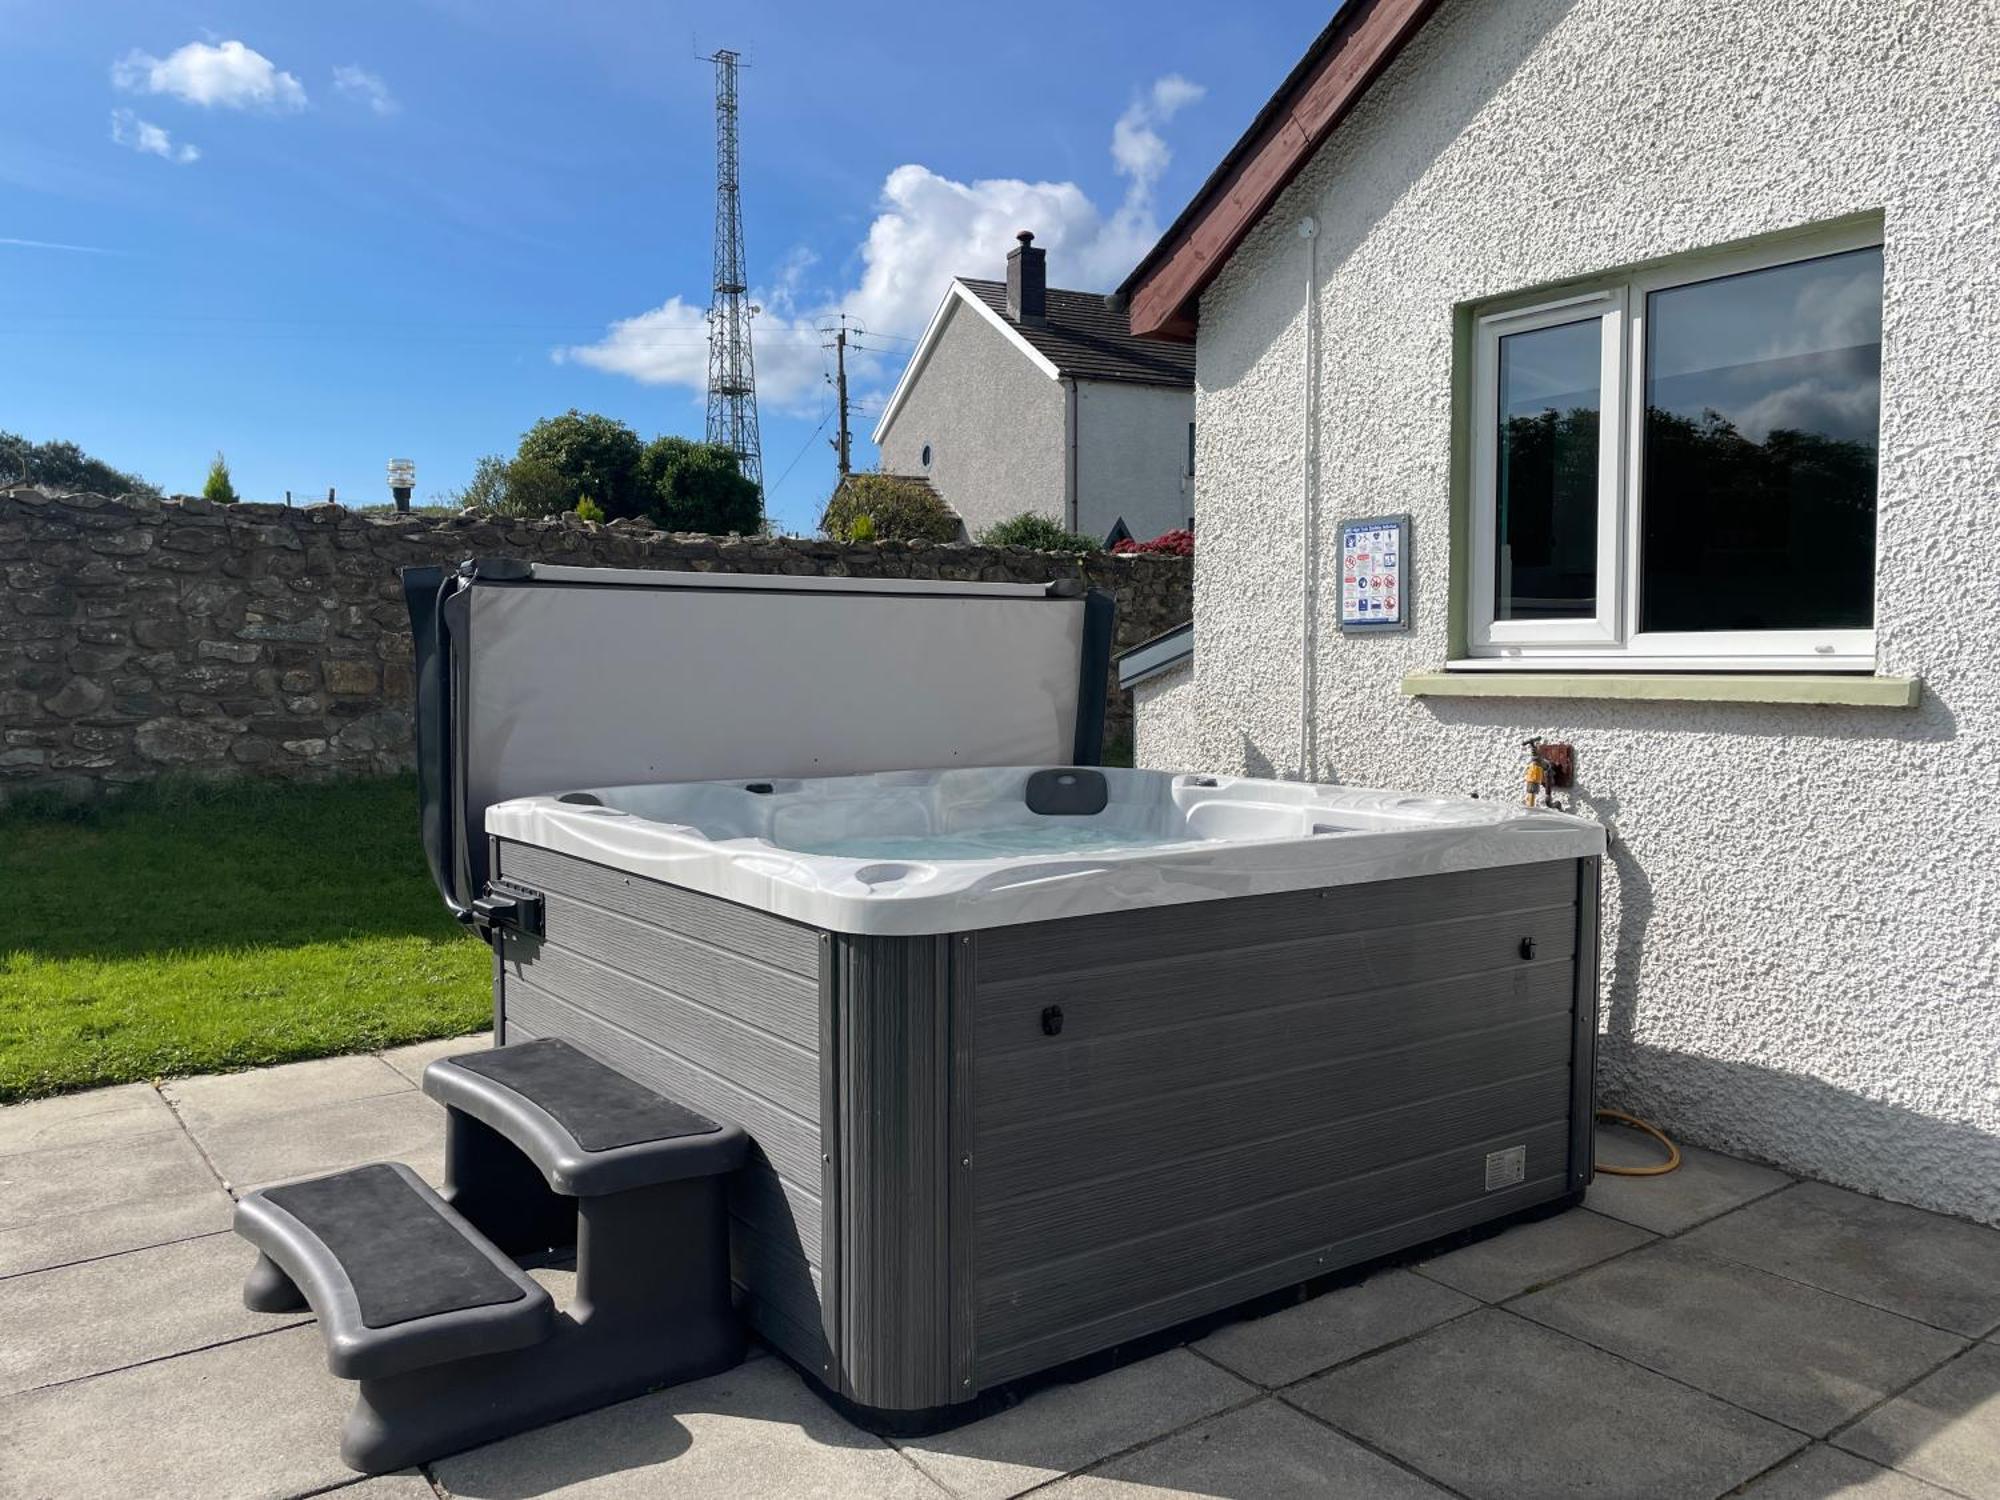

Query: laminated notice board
<box><xmin>1338</xmin><ymin>514</ymin><xmax>1410</xmax><ymax>633</ymax></box>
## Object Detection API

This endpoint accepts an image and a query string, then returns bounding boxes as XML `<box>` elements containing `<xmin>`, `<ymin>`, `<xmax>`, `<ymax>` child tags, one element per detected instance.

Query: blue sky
<box><xmin>3</xmin><ymin>1</ymin><xmax>1331</xmax><ymax>533</ymax></box>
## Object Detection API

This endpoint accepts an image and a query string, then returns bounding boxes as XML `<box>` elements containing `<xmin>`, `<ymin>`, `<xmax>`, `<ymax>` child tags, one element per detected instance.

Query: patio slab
<box><xmin>162</xmin><ymin>1052</ymin><xmax>414</xmax><ymax>1133</ymax></box>
<box><xmin>1681</xmin><ymin>1181</ymin><xmax>2000</xmax><ymax>1337</ymax></box>
<box><xmin>1038</xmin><ymin>1396</ymin><xmax>1450</xmax><ymax>1498</ymax></box>
<box><xmin>1414</xmin><ymin>1206</ymin><xmax>1655</xmax><ymax>1303</ymax></box>
<box><xmin>1513</xmin><ymin>1240</ymin><xmax>1967</xmax><ymax>1435</ymax></box>
<box><xmin>0</xmin><ymin>1082</ymin><xmax>175</xmax><ymax>1158</ymax></box>
<box><xmin>1585</xmin><ymin>1129</ymin><xmax>1791</xmax><ymax>1234</ymax></box>
<box><xmin>1192</xmin><ymin>1268</ymin><xmax>1477</xmax><ymax>1388</ymax></box>
<box><xmin>1743</xmin><ymin>1444</ymin><xmax>1965</xmax><ymax>1499</ymax></box>
<box><xmin>1290</xmin><ymin>1308</ymin><xmax>1804</xmax><ymax>1500</ymax></box>
<box><xmin>189</xmin><ymin>1087</ymin><xmax>448</xmax><ymax>1191</ymax></box>
<box><xmin>1835</xmin><ymin>1341</ymin><xmax>2000</xmax><ymax>1499</ymax></box>
<box><xmin>0</xmin><ymin>1324</ymin><xmax>364</xmax><ymax>1500</ymax></box>
<box><xmin>0</xmin><ymin>1128</ymin><xmax>231</xmax><ymax>1278</ymax></box>
<box><xmin>431</xmin><ymin>1353</ymin><xmax>948</xmax><ymax>1498</ymax></box>
<box><xmin>382</xmin><ymin>1030</ymin><xmax>493</xmax><ymax>1085</ymax></box>
<box><xmin>0</xmin><ymin>1230</ymin><xmax>299</xmax><ymax>1396</ymax></box>
<box><xmin>894</xmin><ymin>1348</ymin><xmax>1252</xmax><ymax>1499</ymax></box>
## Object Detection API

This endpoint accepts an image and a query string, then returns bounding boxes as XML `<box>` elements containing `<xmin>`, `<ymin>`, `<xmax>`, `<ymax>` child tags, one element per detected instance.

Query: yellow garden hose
<box><xmin>1594</xmin><ymin>1108</ymin><xmax>1683</xmax><ymax>1176</ymax></box>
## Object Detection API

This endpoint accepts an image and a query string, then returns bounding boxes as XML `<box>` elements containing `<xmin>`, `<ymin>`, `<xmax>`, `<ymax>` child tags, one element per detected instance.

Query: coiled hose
<box><xmin>1594</xmin><ymin>1108</ymin><xmax>1682</xmax><ymax>1176</ymax></box>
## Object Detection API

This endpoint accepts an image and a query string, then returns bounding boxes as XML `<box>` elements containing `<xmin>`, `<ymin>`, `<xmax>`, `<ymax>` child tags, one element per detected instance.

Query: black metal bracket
<box><xmin>471</xmin><ymin>880</ymin><xmax>545</xmax><ymax>942</ymax></box>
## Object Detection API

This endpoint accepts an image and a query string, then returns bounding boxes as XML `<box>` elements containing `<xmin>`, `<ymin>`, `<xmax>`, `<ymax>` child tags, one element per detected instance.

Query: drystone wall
<box><xmin>0</xmin><ymin>488</ymin><xmax>1191</xmax><ymax>802</ymax></box>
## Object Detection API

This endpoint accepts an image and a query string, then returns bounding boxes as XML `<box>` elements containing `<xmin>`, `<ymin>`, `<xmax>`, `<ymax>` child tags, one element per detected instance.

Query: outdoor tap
<box><xmin>1521</xmin><ymin>737</ymin><xmax>1575</xmax><ymax>812</ymax></box>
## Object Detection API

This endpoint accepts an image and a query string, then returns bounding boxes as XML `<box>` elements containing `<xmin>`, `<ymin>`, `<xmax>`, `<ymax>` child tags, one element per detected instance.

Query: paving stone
<box><xmin>382</xmin><ymin>1030</ymin><xmax>493</xmax><ymax>1085</ymax></box>
<box><xmin>163</xmin><ymin>1052</ymin><xmax>414</xmax><ymax>1132</ymax></box>
<box><xmin>1743</xmin><ymin>1444</ymin><xmax>1965</xmax><ymax>1499</ymax></box>
<box><xmin>1193</xmin><ymin>1268</ymin><xmax>1477</xmax><ymax>1387</ymax></box>
<box><xmin>1514</xmin><ymin>1240</ymin><xmax>1966</xmax><ymax>1435</ymax></box>
<box><xmin>1682</xmin><ymin>1182</ymin><xmax>2000</xmax><ymax>1337</ymax></box>
<box><xmin>1836</xmin><ymin>1342</ymin><xmax>2000</xmax><ymax>1499</ymax></box>
<box><xmin>432</xmin><ymin>1354</ymin><xmax>947</xmax><ymax>1498</ymax></box>
<box><xmin>1038</xmin><ymin>1394</ymin><xmax>1447</xmax><ymax>1498</ymax></box>
<box><xmin>0</xmin><ymin>1324</ymin><xmax>358</xmax><ymax>1500</ymax></box>
<box><xmin>0</xmin><ymin>1127</ymin><xmax>231</xmax><ymax>1277</ymax></box>
<box><xmin>1415</xmin><ymin>1207</ymin><xmax>1655</xmax><ymax>1303</ymax></box>
<box><xmin>0</xmin><ymin>1230</ymin><xmax>298</xmax><ymax>1395</ymax></box>
<box><xmin>0</xmin><ymin>1082</ymin><xmax>175</xmax><ymax>1158</ymax></box>
<box><xmin>190</xmin><ymin>1088</ymin><xmax>447</xmax><ymax>1190</ymax></box>
<box><xmin>1290</xmin><ymin>1309</ymin><xmax>1803</xmax><ymax>1500</ymax></box>
<box><xmin>895</xmin><ymin>1349</ymin><xmax>1250</xmax><ymax>1499</ymax></box>
<box><xmin>1586</xmin><ymin>1130</ymin><xmax>1791</xmax><ymax>1235</ymax></box>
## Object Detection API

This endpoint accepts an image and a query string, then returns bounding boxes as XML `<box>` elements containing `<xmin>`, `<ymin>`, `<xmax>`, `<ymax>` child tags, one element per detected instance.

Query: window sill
<box><xmin>1401</xmin><ymin>671</ymin><xmax>1921</xmax><ymax>708</ymax></box>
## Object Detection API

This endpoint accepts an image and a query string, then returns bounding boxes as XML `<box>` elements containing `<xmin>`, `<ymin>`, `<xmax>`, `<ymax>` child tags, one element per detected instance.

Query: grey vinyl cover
<box><xmin>422</xmin><ymin>562</ymin><xmax>1097</xmax><ymax>909</ymax></box>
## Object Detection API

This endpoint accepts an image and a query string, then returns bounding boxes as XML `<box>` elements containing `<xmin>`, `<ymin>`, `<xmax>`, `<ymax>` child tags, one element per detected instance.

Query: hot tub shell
<box><xmin>405</xmin><ymin>561</ymin><xmax>1603</xmax><ymax>1425</ymax></box>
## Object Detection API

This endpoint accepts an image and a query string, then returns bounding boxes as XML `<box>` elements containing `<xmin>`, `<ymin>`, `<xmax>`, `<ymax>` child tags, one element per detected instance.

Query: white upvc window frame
<box><xmin>1463</xmin><ymin>222</ymin><xmax>1883</xmax><ymax>672</ymax></box>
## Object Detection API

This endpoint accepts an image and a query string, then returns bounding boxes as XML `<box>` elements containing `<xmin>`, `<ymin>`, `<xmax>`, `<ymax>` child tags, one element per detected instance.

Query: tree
<box><xmin>448</xmin><ymin>454</ymin><xmax>510</xmax><ymax>512</ymax></box>
<box><xmin>819</xmin><ymin>473</ymin><xmax>961</xmax><ymax>543</ymax></box>
<box><xmin>515</xmin><ymin>410</ymin><xmax>643</xmax><ymax>519</ymax></box>
<box><xmin>637</xmin><ymin>435</ymin><xmax>761</xmax><ymax>535</ymax></box>
<box><xmin>491</xmin><ymin>458</ymin><xmax>572</xmax><ymax>518</ymax></box>
<box><xmin>0</xmin><ymin>431</ymin><xmax>159</xmax><ymax>497</ymax></box>
<box><xmin>202</xmin><ymin>451</ymin><xmax>239</xmax><ymax>505</ymax></box>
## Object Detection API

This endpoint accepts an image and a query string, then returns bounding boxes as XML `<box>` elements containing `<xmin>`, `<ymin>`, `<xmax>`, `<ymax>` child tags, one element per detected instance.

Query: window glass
<box><xmin>1641</xmin><ymin>246</ymin><xmax>1882</xmax><ymax>632</ymax></box>
<box><xmin>1496</xmin><ymin>318</ymin><xmax>1600</xmax><ymax>620</ymax></box>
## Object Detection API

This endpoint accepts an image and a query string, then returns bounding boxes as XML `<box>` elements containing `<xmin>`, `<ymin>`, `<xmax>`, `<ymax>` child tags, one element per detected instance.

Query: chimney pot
<box><xmin>1006</xmin><ymin>230</ymin><xmax>1047</xmax><ymax>327</ymax></box>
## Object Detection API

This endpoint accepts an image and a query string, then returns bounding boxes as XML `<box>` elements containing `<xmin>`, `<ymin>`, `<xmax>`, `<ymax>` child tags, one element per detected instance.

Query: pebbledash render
<box><xmin>1122</xmin><ymin>0</ymin><xmax>2000</xmax><ymax>1223</ymax></box>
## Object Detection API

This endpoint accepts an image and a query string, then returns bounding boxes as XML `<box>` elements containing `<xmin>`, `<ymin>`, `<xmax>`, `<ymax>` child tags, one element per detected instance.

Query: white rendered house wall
<box><xmin>1138</xmin><ymin>0</ymin><xmax>2000</xmax><ymax>1221</ymax></box>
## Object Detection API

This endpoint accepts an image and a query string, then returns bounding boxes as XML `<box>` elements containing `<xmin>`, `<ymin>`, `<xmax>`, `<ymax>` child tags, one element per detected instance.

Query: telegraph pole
<box><xmin>828</xmin><ymin>316</ymin><xmax>851</xmax><ymax>478</ymax></box>
<box><xmin>703</xmin><ymin>49</ymin><xmax>764</xmax><ymax>506</ymax></box>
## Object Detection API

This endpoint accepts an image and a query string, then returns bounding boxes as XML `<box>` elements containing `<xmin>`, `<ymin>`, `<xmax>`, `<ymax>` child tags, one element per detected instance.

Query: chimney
<box><xmin>1006</xmin><ymin>230</ymin><xmax>1046</xmax><ymax>326</ymax></box>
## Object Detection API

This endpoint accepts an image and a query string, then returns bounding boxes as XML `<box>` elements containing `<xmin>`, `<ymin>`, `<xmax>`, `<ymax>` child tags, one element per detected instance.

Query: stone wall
<box><xmin>0</xmin><ymin>488</ymin><xmax>1192</xmax><ymax>802</ymax></box>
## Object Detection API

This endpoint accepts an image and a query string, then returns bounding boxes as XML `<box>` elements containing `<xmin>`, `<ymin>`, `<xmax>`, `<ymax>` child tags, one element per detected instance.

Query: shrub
<box><xmin>201</xmin><ymin>451</ymin><xmax>238</xmax><ymax>505</ymax></box>
<box><xmin>848</xmin><ymin>513</ymin><xmax>876</xmax><ymax>543</ymax></box>
<box><xmin>0</xmin><ymin>431</ymin><xmax>159</xmax><ymax>497</ymax></box>
<box><xmin>819</xmin><ymin>473</ymin><xmax>960</xmax><ymax>543</ymax></box>
<box><xmin>637</xmin><ymin>435</ymin><xmax>760</xmax><ymax>534</ymax></box>
<box><xmin>978</xmin><ymin>512</ymin><xmax>1101</xmax><ymax>554</ymax></box>
<box><xmin>449</xmin><ymin>454</ymin><xmax>510</xmax><ymax>512</ymax></box>
<box><xmin>516</xmin><ymin>410</ymin><xmax>643</xmax><ymax>518</ymax></box>
<box><xmin>574</xmin><ymin>496</ymin><xmax>606</xmax><ymax>524</ymax></box>
<box><xmin>1111</xmin><ymin>527</ymin><xmax>1193</xmax><ymax>557</ymax></box>
<box><xmin>491</xmin><ymin>458</ymin><xmax>572</xmax><ymax>518</ymax></box>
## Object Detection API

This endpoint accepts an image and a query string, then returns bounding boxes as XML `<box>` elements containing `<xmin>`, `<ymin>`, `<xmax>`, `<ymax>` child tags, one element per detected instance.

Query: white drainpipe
<box><xmin>1297</xmin><ymin>215</ymin><xmax>1321</xmax><ymax>782</ymax></box>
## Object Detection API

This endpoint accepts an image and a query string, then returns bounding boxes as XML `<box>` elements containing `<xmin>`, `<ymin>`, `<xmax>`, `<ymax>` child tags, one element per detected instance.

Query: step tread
<box><xmin>425</xmin><ymin>1038</ymin><xmax>749</xmax><ymax>1195</ymax></box>
<box><xmin>261</xmin><ymin>1164</ymin><xmax>531</xmax><ymax>1327</ymax></box>
<box><xmin>236</xmin><ymin>1161</ymin><xmax>554</xmax><ymax>1379</ymax></box>
<box><xmin>450</xmin><ymin>1039</ymin><xmax>719</xmax><ymax>1152</ymax></box>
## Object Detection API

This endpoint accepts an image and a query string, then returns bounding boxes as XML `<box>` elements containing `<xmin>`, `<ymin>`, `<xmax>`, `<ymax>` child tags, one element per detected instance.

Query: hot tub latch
<box><xmin>1519</xmin><ymin>936</ymin><xmax>1537</xmax><ymax>960</ymax></box>
<box><xmin>1041</xmin><ymin>1005</ymin><xmax>1065</xmax><ymax>1037</ymax></box>
<box><xmin>472</xmin><ymin>879</ymin><xmax>545</xmax><ymax>941</ymax></box>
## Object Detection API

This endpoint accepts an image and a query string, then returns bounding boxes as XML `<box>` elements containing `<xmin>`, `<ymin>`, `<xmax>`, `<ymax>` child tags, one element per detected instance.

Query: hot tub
<box><xmin>404</xmin><ymin>561</ymin><xmax>1604</xmax><ymax>1427</ymax></box>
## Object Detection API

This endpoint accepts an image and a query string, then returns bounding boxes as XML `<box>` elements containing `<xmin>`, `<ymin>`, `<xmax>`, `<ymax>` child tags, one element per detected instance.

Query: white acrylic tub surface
<box><xmin>486</xmin><ymin>767</ymin><xmax>1605</xmax><ymax>936</ymax></box>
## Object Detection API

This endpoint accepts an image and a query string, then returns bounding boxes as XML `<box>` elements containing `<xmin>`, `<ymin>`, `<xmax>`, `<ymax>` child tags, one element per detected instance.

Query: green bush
<box><xmin>449</xmin><ymin>454</ymin><xmax>509</xmax><ymax>512</ymax></box>
<box><xmin>516</xmin><ymin>410</ymin><xmax>643</xmax><ymax>518</ymax></box>
<box><xmin>819</xmin><ymin>473</ymin><xmax>960</xmax><ymax>543</ymax></box>
<box><xmin>490</xmin><ymin>458</ymin><xmax>572</xmax><ymax>518</ymax></box>
<box><xmin>0</xmin><ymin>431</ymin><xmax>159</xmax><ymax>497</ymax></box>
<box><xmin>574</xmin><ymin>496</ymin><xmax>606</xmax><ymax>524</ymax></box>
<box><xmin>201</xmin><ymin>451</ymin><xmax>238</xmax><ymax>505</ymax></box>
<box><xmin>637</xmin><ymin>435</ymin><xmax>760</xmax><ymax>534</ymax></box>
<box><xmin>978</xmin><ymin>512</ymin><xmax>1101</xmax><ymax>554</ymax></box>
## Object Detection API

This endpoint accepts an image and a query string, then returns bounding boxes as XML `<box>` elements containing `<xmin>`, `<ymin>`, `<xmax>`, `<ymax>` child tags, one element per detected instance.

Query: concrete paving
<box><xmin>4</xmin><ymin>1059</ymin><xmax>2000</xmax><ymax>1500</ymax></box>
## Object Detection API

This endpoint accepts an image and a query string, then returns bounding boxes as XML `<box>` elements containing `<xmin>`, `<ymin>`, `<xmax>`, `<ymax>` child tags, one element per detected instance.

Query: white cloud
<box><xmin>109</xmin><ymin>109</ymin><xmax>199</xmax><ymax>165</ymax></box>
<box><xmin>113</xmin><ymin>40</ymin><xmax>307</xmax><ymax>111</ymax></box>
<box><xmin>332</xmin><ymin>66</ymin><xmax>398</xmax><ymax>116</ymax></box>
<box><xmin>557</xmin><ymin>74</ymin><xmax>1204</xmax><ymax>420</ymax></box>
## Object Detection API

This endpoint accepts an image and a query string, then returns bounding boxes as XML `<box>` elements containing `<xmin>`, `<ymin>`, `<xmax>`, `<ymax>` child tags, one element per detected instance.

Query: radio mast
<box><xmin>704</xmin><ymin>49</ymin><xmax>764</xmax><ymax>506</ymax></box>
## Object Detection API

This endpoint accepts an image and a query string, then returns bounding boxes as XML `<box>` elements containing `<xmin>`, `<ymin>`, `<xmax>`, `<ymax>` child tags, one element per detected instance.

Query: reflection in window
<box><xmin>1642</xmin><ymin>246</ymin><xmax>1882</xmax><ymax>633</ymax></box>
<box><xmin>1496</xmin><ymin>318</ymin><xmax>1600</xmax><ymax>620</ymax></box>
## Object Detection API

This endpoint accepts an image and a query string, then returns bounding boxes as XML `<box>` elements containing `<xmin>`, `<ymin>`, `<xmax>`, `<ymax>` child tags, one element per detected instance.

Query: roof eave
<box><xmin>1120</xmin><ymin>0</ymin><xmax>1441</xmax><ymax>342</ymax></box>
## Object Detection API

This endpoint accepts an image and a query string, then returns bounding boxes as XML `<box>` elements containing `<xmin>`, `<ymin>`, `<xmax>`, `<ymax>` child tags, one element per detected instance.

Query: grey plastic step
<box><xmin>424</xmin><ymin>1038</ymin><xmax>749</xmax><ymax>1195</ymax></box>
<box><xmin>234</xmin><ymin>1161</ymin><xmax>555</xmax><ymax>1380</ymax></box>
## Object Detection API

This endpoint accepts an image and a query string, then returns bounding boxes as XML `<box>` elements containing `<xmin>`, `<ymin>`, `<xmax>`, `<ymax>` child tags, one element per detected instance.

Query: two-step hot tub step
<box><xmin>232</xmin><ymin>1038</ymin><xmax>750</xmax><ymax>1474</ymax></box>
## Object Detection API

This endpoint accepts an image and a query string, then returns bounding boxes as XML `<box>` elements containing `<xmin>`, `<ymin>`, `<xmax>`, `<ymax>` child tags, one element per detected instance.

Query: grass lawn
<box><xmin>0</xmin><ymin>775</ymin><xmax>490</xmax><ymax>1101</ymax></box>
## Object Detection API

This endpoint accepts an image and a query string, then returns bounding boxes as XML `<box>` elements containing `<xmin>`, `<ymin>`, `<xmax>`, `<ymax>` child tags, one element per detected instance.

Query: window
<box><xmin>1467</xmin><ymin>226</ymin><xmax>1883</xmax><ymax>669</ymax></box>
<box><xmin>920</xmin><ymin>443</ymin><xmax>932</xmax><ymax>469</ymax></box>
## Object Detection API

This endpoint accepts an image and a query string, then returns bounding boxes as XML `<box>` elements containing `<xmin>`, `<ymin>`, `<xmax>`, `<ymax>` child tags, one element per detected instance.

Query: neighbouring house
<box><xmin>873</xmin><ymin>232</ymin><xmax>1196</xmax><ymax>544</ymax></box>
<box><xmin>1117</xmin><ymin>0</ymin><xmax>1999</xmax><ymax>1222</ymax></box>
